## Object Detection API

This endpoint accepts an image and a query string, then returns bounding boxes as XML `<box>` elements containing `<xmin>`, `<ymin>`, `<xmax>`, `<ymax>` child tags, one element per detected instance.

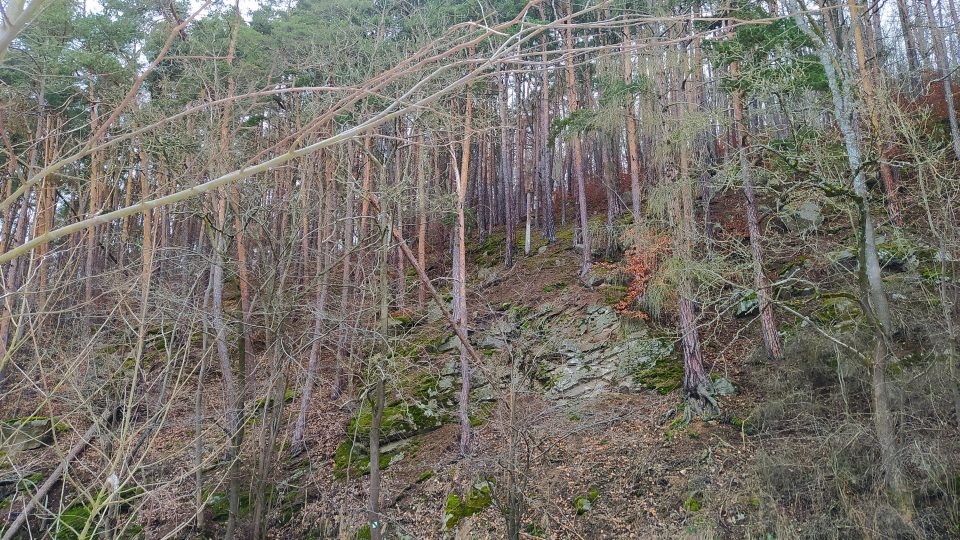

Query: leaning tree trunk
<box><xmin>847</xmin><ymin>0</ymin><xmax>903</xmax><ymax>224</ymax></box>
<box><xmin>792</xmin><ymin>1</ymin><xmax>908</xmax><ymax>512</ymax></box>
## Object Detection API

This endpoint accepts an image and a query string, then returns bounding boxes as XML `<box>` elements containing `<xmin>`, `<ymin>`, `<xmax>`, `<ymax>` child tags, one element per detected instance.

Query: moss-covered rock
<box><xmin>1</xmin><ymin>417</ymin><xmax>55</xmax><ymax>452</ymax></box>
<box><xmin>626</xmin><ymin>338</ymin><xmax>682</xmax><ymax>395</ymax></box>
<box><xmin>813</xmin><ymin>294</ymin><xmax>862</xmax><ymax>325</ymax></box>
<box><xmin>573</xmin><ymin>487</ymin><xmax>600</xmax><ymax>515</ymax></box>
<box><xmin>254</xmin><ymin>388</ymin><xmax>296</xmax><ymax>412</ymax></box>
<box><xmin>334</xmin><ymin>376</ymin><xmax>452</xmax><ymax>479</ymax></box>
<box><xmin>734</xmin><ymin>290</ymin><xmax>759</xmax><ymax>318</ymax></box>
<box><xmin>425</xmin><ymin>333</ymin><xmax>458</xmax><ymax>354</ymax></box>
<box><xmin>876</xmin><ymin>235</ymin><xmax>936</xmax><ymax>273</ymax></box>
<box><xmin>276</xmin><ymin>467</ymin><xmax>308</xmax><ymax>526</ymax></box>
<box><xmin>443</xmin><ymin>481</ymin><xmax>493</xmax><ymax>530</ymax></box>
<box><xmin>333</xmin><ymin>433</ymin><xmax>421</xmax><ymax>479</ymax></box>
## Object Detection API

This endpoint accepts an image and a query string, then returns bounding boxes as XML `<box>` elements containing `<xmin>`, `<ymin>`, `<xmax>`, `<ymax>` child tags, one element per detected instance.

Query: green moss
<box><xmin>813</xmin><ymin>295</ymin><xmax>862</xmax><ymax>324</ymax></box>
<box><xmin>533</xmin><ymin>361</ymin><xmax>561</xmax><ymax>390</ymax></box>
<box><xmin>117</xmin><ymin>485</ymin><xmax>145</xmax><ymax>512</ymax></box>
<box><xmin>277</xmin><ymin>485</ymin><xmax>305</xmax><ymax>526</ymax></box>
<box><xmin>424</xmin><ymin>333</ymin><xmax>455</xmax><ymax>353</ymax></box>
<box><xmin>444</xmin><ymin>481</ymin><xmax>493</xmax><ymax>530</ymax></box>
<box><xmin>600</xmin><ymin>285</ymin><xmax>627</xmax><ymax>305</ymax></box>
<box><xmin>634</xmin><ymin>360</ymin><xmax>683</xmax><ymax>395</ymax></box>
<box><xmin>542</xmin><ymin>282</ymin><xmax>567</xmax><ymax>293</ymax></box>
<box><xmin>734</xmin><ymin>290</ymin><xmax>759</xmax><ymax>318</ymax></box>
<box><xmin>333</xmin><ymin>439</ymin><xmax>359</xmax><ymax>478</ymax></box>
<box><xmin>334</xmin><ymin>437</ymin><xmax>420</xmax><ymax>479</ymax></box>
<box><xmin>626</xmin><ymin>338</ymin><xmax>681</xmax><ymax>394</ymax></box>
<box><xmin>389</xmin><ymin>313</ymin><xmax>415</xmax><ymax>327</ymax></box>
<box><xmin>525</xmin><ymin>522</ymin><xmax>546</xmax><ymax>537</ymax></box>
<box><xmin>876</xmin><ymin>236</ymin><xmax>935</xmax><ymax>271</ymax></box>
<box><xmin>53</xmin><ymin>493</ymin><xmax>144</xmax><ymax>540</ymax></box>
<box><xmin>684</xmin><ymin>493</ymin><xmax>703</xmax><ymax>512</ymax></box>
<box><xmin>729</xmin><ymin>416</ymin><xmax>756</xmax><ymax>435</ymax></box>
<box><xmin>505</xmin><ymin>304</ymin><xmax>531</xmax><ymax>320</ymax></box>
<box><xmin>573</xmin><ymin>487</ymin><xmax>600</xmax><ymax>515</ymax></box>
<box><xmin>468</xmin><ymin>231</ymin><xmax>514</xmax><ymax>267</ymax></box>
<box><xmin>355</xmin><ymin>524</ymin><xmax>372</xmax><ymax>540</ymax></box>
<box><xmin>55</xmin><ymin>501</ymin><xmax>94</xmax><ymax>540</ymax></box>
<box><xmin>4</xmin><ymin>415</ymin><xmax>50</xmax><ymax>424</ymax></box>
<box><xmin>417</xmin><ymin>469</ymin><xmax>435</xmax><ymax>483</ymax></box>
<box><xmin>254</xmin><ymin>388</ymin><xmax>297</xmax><ymax>411</ymax></box>
<box><xmin>778</xmin><ymin>255</ymin><xmax>808</xmax><ymax>276</ymax></box>
<box><xmin>206</xmin><ymin>490</ymin><xmax>252</xmax><ymax>522</ymax></box>
<box><xmin>335</xmin><ymin>374</ymin><xmax>456</xmax><ymax>479</ymax></box>
<box><xmin>554</xmin><ymin>226</ymin><xmax>575</xmax><ymax>244</ymax></box>
<box><xmin>348</xmin><ymin>402</ymin><xmax>444</xmax><ymax>441</ymax></box>
<box><xmin>17</xmin><ymin>472</ymin><xmax>44</xmax><ymax>491</ymax></box>
<box><xmin>468</xmin><ymin>401</ymin><xmax>495</xmax><ymax>427</ymax></box>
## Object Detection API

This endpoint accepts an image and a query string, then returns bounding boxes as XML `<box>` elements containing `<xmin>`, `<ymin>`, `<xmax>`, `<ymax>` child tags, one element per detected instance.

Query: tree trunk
<box><xmin>292</xmin><ymin>149</ymin><xmax>335</xmax><ymax>453</ymax></box>
<box><xmin>538</xmin><ymin>16</ymin><xmax>556</xmax><ymax>242</ymax></box>
<box><xmin>623</xmin><ymin>23</ymin><xmax>643</xmax><ymax>219</ymax></box>
<box><xmin>731</xmin><ymin>61</ymin><xmax>783</xmax><ymax>361</ymax></box>
<box><xmin>792</xmin><ymin>2</ymin><xmax>907</xmax><ymax>509</ymax></box>
<box><xmin>565</xmin><ymin>0</ymin><xmax>591</xmax><ymax>277</ymax></box>
<box><xmin>454</xmin><ymin>56</ymin><xmax>474</xmax><ymax>455</ymax></box>
<box><xmin>896</xmin><ymin>0</ymin><xmax>922</xmax><ymax>81</ymax></box>
<box><xmin>922</xmin><ymin>0</ymin><xmax>960</xmax><ymax>158</ymax></box>
<box><xmin>499</xmin><ymin>73</ymin><xmax>516</xmax><ymax>268</ymax></box>
<box><xmin>846</xmin><ymin>0</ymin><xmax>903</xmax><ymax>224</ymax></box>
<box><xmin>333</xmin><ymin>177</ymin><xmax>355</xmax><ymax>399</ymax></box>
<box><xmin>367</xmin><ymin>377</ymin><xmax>385</xmax><ymax>539</ymax></box>
<box><xmin>417</xmin><ymin>134</ymin><xmax>428</xmax><ymax>308</ymax></box>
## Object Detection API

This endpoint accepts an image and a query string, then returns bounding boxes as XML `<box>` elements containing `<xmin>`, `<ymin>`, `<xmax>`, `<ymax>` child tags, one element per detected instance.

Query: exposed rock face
<box><xmin>512</xmin><ymin>304</ymin><xmax>679</xmax><ymax>402</ymax></box>
<box><xmin>780</xmin><ymin>200</ymin><xmax>823</xmax><ymax>233</ymax></box>
<box><xmin>333</xmin><ymin>300</ymin><xmax>680</xmax><ymax>478</ymax></box>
